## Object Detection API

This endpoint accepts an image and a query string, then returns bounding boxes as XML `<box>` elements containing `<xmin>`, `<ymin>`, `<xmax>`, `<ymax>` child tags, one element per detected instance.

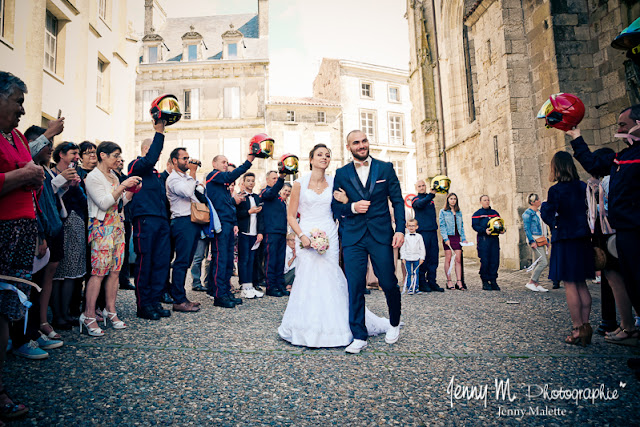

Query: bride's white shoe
<box><xmin>385</xmin><ymin>325</ymin><xmax>400</xmax><ymax>344</ymax></box>
<box><xmin>345</xmin><ymin>339</ymin><xmax>368</xmax><ymax>354</ymax></box>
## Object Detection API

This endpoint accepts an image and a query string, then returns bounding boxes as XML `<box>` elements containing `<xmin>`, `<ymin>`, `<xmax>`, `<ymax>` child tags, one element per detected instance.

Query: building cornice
<box><xmin>337</xmin><ymin>60</ymin><xmax>409</xmax><ymax>78</ymax></box>
<box><xmin>134</xmin><ymin>118</ymin><xmax>266</xmax><ymax>131</ymax></box>
<box><xmin>137</xmin><ymin>59</ymin><xmax>269</xmax><ymax>81</ymax></box>
<box><xmin>267</xmin><ymin>97</ymin><xmax>341</xmax><ymax>108</ymax></box>
<box><xmin>61</xmin><ymin>0</ymin><xmax>80</xmax><ymax>15</ymax></box>
<box><xmin>139</xmin><ymin>59</ymin><xmax>269</xmax><ymax>69</ymax></box>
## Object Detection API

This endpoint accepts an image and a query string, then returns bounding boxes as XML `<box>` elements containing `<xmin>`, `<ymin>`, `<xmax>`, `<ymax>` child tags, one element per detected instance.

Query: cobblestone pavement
<box><xmin>5</xmin><ymin>260</ymin><xmax>640</xmax><ymax>426</ymax></box>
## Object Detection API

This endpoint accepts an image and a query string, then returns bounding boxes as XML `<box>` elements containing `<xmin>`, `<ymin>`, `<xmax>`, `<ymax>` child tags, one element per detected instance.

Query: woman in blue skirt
<box><xmin>541</xmin><ymin>151</ymin><xmax>595</xmax><ymax>346</ymax></box>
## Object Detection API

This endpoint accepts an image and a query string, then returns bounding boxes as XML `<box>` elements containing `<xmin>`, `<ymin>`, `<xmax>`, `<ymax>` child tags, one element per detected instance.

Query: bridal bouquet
<box><xmin>301</xmin><ymin>228</ymin><xmax>330</xmax><ymax>255</ymax></box>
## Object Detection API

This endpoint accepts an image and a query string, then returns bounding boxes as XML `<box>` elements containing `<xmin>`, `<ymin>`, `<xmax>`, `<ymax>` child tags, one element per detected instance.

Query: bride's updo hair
<box><xmin>309</xmin><ymin>143</ymin><xmax>331</xmax><ymax>170</ymax></box>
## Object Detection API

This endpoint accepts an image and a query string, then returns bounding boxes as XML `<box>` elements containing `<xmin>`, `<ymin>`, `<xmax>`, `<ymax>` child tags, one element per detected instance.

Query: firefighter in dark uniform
<box><xmin>127</xmin><ymin>120</ymin><xmax>171</xmax><ymax>320</ymax></box>
<box><xmin>206</xmin><ymin>153</ymin><xmax>255</xmax><ymax>308</ymax></box>
<box><xmin>471</xmin><ymin>195</ymin><xmax>503</xmax><ymax>290</ymax></box>
<box><xmin>411</xmin><ymin>180</ymin><xmax>444</xmax><ymax>292</ymax></box>
<box><xmin>259</xmin><ymin>170</ymin><xmax>288</xmax><ymax>297</ymax></box>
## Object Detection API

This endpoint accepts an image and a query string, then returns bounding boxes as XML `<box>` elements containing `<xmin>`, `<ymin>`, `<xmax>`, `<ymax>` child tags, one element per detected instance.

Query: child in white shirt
<box><xmin>400</xmin><ymin>219</ymin><xmax>426</xmax><ymax>294</ymax></box>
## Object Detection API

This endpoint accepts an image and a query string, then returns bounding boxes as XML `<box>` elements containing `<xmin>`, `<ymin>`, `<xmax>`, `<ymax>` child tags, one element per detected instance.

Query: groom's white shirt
<box><xmin>351</xmin><ymin>156</ymin><xmax>372</xmax><ymax>214</ymax></box>
<box><xmin>354</xmin><ymin>156</ymin><xmax>371</xmax><ymax>187</ymax></box>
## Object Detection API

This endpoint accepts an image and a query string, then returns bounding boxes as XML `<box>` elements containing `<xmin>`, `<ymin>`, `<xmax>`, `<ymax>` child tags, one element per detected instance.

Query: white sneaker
<box><xmin>536</xmin><ymin>285</ymin><xmax>549</xmax><ymax>292</ymax></box>
<box><xmin>345</xmin><ymin>339</ymin><xmax>368</xmax><ymax>354</ymax></box>
<box><xmin>240</xmin><ymin>283</ymin><xmax>257</xmax><ymax>299</ymax></box>
<box><xmin>240</xmin><ymin>289</ymin><xmax>256</xmax><ymax>299</ymax></box>
<box><xmin>252</xmin><ymin>288</ymin><xmax>264</xmax><ymax>298</ymax></box>
<box><xmin>385</xmin><ymin>325</ymin><xmax>400</xmax><ymax>344</ymax></box>
<box><xmin>525</xmin><ymin>283</ymin><xmax>539</xmax><ymax>292</ymax></box>
<box><xmin>592</xmin><ymin>276</ymin><xmax>601</xmax><ymax>284</ymax></box>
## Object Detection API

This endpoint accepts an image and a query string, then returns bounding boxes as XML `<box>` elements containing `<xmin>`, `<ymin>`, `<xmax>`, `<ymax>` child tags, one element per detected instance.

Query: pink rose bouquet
<box><xmin>300</xmin><ymin>228</ymin><xmax>330</xmax><ymax>255</ymax></box>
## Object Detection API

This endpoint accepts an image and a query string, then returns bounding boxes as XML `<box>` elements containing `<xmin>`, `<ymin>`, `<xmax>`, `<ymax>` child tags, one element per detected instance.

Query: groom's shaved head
<box><xmin>346</xmin><ymin>129</ymin><xmax>364</xmax><ymax>144</ymax></box>
<box><xmin>346</xmin><ymin>130</ymin><xmax>369</xmax><ymax>162</ymax></box>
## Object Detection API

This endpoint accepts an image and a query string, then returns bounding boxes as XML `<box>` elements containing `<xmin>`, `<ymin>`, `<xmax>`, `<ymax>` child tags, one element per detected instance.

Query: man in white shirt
<box><xmin>235</xmin><ymin>172</ymin><xmax>264</xmax><ymax>298</ymax></box>
<box><xmin>166</xmin><ymin>147</ymin><xmax>203</xmax><ymax>313</ymax></box>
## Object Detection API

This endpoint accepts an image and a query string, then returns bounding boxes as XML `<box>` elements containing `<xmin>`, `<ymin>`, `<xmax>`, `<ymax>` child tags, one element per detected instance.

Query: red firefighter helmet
<box><xmin>537</xmin><ymin>93</ymin><xmax>585</xmax><ymax>131</ymax></box>
<box><xmin>149</xmin><ymin>94</ymin><xmax>181</xmax><ymax>126</ymax></box>
<box><xmin>278</xmin><ymin>154</ymin><xmax>299</xmax><ymax>175</ymax></box>
<box><xmin>249</xmin><ymin>133</ymin><xmax>274</xmax><ymax>158</ymax></box>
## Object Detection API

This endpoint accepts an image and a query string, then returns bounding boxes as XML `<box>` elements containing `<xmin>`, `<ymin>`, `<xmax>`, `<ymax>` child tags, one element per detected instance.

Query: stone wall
<box><xmin>312</xmin><ymin>59</ymin><xmax>342</xmax><ymax>102</ymax></box>
<box><xmin>464</xmin><ymin>0</ymin><xmax>521</xmax><ymax>268</ymax></box>
<box><xmin>408</xmin><ymin>0</ymin><xmax>639</xmax><ymax>268</ymax></box>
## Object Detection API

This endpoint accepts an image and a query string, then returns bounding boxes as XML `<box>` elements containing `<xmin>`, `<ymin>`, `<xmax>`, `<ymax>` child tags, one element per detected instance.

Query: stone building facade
<box><xmin>0</xmin><ymin>0</ymin><xmax>138</xmax><ymax>150</ymax></box>
<box><xmin>407</xmin><ymin>0</ymin><xmax>640</xmax><ymax>268</ymax></box>
<box><xmin>265</xmin><ymin>96</ymin><xmax>343</xmax><ymax>180</ymax></box>
<box><xmin>313</xmin><ymin>59</ymin><xmax>417</xmax><ymax>196</ymax></box>
<box><xmin>135</xmin><ymin>0</ymin><xmax>270</xmax><ymax>179</ymax></box>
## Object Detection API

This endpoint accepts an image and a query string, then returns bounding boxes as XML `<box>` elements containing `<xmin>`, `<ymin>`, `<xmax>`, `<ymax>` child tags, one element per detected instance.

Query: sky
<box><xmin>148</xmin><ymin>0</ymin><xmax>411</xmax><ymax>97</ymax></box>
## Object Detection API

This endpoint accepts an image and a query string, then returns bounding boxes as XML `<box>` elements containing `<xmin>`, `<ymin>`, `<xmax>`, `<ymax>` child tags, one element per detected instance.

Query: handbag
<box><xmin>594</xmin><ymin>246</ymin><xmax>607</xmax><ymax>271</ymax></box>
<box><xmin>190</xmin><ymin>202</ymin><xmax>210</xmax><ymax>224</ymax></box>
<box><xmin>534</xmin><ymin>236</ymin><xmax>548</xmax><ymax>247</ymax></box>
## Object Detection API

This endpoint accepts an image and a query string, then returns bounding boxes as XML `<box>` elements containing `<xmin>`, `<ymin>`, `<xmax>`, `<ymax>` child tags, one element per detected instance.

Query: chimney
<box><xmin>144</xmin><ymin>0</ymin><xmax>153</xmax><ymax>35</ymax></box>
<box><xmin>258</xmin><ymin>0</ymin><xmax>268</xmax><ymax>38</ymax></box>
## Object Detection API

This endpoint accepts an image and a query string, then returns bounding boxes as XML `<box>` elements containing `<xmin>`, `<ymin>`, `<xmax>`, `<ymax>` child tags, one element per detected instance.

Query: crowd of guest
<box><xmin>2</xmin><ymin>61</ymin><xmax>640</xmax><ymax>421</ymax></box>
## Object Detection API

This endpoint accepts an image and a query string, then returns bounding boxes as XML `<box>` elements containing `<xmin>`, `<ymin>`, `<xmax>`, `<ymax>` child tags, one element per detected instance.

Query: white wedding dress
<box><xmin>277</xmin><ymin>173</ymin><xmax>391</xmax><ymax>348</ymax></box>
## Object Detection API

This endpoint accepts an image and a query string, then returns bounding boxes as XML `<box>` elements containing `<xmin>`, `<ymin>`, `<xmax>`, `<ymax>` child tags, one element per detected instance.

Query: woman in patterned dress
<box><xmin>81</xmin><ymin>141</ymin><xmax>140</xmax><ymax>337</ymax></box>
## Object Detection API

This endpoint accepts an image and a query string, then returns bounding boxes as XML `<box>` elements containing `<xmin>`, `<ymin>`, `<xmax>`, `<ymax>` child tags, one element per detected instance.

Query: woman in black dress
<box><xmin>541</xmin><ymin>151</ymin><xmax>595</xmax><ymax>346</ymax></box>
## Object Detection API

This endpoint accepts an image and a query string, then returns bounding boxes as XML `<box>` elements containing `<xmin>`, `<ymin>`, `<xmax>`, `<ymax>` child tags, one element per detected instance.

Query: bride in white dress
<box><xmin>277</xmin><ymin>144</ymin><xmax>391</xmax><ymax>348</ymax></box>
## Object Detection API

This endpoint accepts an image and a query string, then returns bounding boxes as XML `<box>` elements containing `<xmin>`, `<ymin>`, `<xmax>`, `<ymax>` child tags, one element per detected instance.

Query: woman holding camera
<box><xmin>81</xmin><ymin>141</ymin><xmax>140</xmax><ymax>336</ymax></box>
<box><xmin>51</xmin><ymin>142</ymin><xmax>86</xmax><ymax>330</ymax></box>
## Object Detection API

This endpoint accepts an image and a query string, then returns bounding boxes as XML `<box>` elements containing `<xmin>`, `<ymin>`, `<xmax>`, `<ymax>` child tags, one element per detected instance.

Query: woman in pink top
<box><xmin>0</xmin><ymin>72</ymin><xmax>60</xmax><ymax>422</ymax></box>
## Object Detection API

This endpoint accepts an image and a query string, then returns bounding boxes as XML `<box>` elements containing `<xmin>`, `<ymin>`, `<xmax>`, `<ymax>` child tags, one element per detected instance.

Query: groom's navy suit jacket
<box><xmin>331</xmin><ymin>158</ymin><xmax>406</xmax><ymax>246</ymax></box>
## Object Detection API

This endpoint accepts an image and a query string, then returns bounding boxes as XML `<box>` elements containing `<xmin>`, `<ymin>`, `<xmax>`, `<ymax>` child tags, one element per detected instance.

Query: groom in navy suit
<box><xmin>332</xmin><ymin>130</ymin><xmax>405</xmax><ymax>353</ymax></box>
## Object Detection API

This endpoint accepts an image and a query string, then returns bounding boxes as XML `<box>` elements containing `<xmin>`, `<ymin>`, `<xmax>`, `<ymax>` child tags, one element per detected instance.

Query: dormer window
<box><xmin>181</xmin><ymin>25</ymin><xmax>203</xmax><ymax>62</ymax></box>
<box><xmin>142</xmin><ymin>28</ymin><xmax>164</xmax><ymax>64</ymax></box>
<box><xmin>221</xmin><ymin>24</ymin><xmax>244</xmax><ymax>60</ymax></box>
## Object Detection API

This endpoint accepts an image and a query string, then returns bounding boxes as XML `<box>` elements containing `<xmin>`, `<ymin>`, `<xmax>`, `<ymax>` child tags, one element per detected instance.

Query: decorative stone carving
<box><xmin>222</xmin><ymin>24</ymin><xmax>243</xmax><ymax>40</ymax></box>
<box><xmin>142</xmin><ymin>27</ymin><xmax>163</xmax><ymax>42</ymax></box>
<box><xmin>182</xmin><ymin>25</ymin><xmax>203</xmax><ymax>40</ymax></box>
<box><xmin>421</xmin><ymin>119</ymin><xmax>437</xmax><ymax>135</ymax></box>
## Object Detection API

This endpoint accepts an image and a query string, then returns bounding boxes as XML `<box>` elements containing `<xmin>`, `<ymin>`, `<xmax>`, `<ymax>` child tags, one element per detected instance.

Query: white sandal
<box><xmin>102</xmin><ymin>309</ymin><xmax>127</xmax><ymax>329</ymax></box>
<box><xmin>79</xmin><ymin>314</ymin><xmax>104</xmax><ymax>337</ymax></box>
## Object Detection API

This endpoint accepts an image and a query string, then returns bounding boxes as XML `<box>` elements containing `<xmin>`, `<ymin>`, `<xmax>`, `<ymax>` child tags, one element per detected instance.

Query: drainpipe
<box><xmin>426</xmin><ymin>0</ymin><xmax>447</xmax><ymax>175</ymax></box>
